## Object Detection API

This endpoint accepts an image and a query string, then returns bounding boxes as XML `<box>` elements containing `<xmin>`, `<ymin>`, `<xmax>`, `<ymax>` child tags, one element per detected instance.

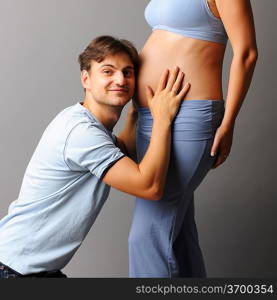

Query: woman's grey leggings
<box><xmin>128</xmin><ymin>100</ymin><xmax>225</xmax><ymax>277</ymax></box>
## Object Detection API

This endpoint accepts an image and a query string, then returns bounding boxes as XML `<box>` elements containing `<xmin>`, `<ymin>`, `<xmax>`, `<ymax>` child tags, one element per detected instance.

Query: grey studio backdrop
<box><xmin>0</xmin><ymin>0</ymin><xmax>276</xmax><ymax>278</ymax></box>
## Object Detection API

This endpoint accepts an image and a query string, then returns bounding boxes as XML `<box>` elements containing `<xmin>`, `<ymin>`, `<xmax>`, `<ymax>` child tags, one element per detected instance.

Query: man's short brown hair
<box><xmin>78</xmin><ymin>35</ymin><xmax>139</xmax><ymax>75</ymax></box>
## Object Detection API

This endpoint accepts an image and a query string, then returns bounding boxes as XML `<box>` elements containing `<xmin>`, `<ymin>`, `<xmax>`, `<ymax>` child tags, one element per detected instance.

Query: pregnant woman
<box><xmin>128</xmin><ymin>0</ymin><xmax>258</xmax><ymax>277</ymax></box>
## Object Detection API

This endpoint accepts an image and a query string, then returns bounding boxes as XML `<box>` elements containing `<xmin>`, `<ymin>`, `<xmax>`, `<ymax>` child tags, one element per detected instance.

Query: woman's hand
<box><xmin>211</xmin><ymin>124</ymin><xmax>234</xmax><ymax>169</ymax></box>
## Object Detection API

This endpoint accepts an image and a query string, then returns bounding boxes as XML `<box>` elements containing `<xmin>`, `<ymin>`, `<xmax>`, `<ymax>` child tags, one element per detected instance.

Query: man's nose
<box><xmin>114</xmin><ymin>72</ymin><xmax>126</xmax><ymax>85</ymax></box>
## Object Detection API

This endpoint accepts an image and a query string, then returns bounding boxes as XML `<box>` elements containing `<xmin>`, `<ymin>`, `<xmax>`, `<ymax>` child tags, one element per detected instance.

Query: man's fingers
<box><xmin>166</xmin><ymin>67</ymin><xmax>179</xmax><ymax>91</ymax></box>
<box><xmin>145</xmin><ymin>85</ymin><xmax>154</xmax><ymax>105</ymax></box>
<box><xmin>156</xmin><ymin>69</ymin><xmax>169</xmax><ymax>92</ymax></box>
<box><xmin>172</xmin><ymin>71</ymin><xmax>185</xmax><ymax>95</ymax></box>
<box><xmin>177</xmin><ymin>82</ymin><xmax>191</xmax><ymax>100</ymax></box>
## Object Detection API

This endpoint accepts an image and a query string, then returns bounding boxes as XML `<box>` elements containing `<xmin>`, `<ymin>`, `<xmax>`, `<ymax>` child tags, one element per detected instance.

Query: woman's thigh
<box><xmin>133</xmin><ymin>100</ymin><xmax>224</xmax><ymax>233</ymax></box>
<box><xmin>131</xmin><ymin>135</ymin><xmax>215</xmax><ymax>236</ymax></box>
<box><xmin>136</xmin><ymin>100</ymin><xmax>223</xmax><ymax>202</ymax></box>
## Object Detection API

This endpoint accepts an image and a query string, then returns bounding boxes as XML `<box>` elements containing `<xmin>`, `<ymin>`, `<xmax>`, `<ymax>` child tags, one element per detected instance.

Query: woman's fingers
<box><xmin>211</xmin><ymin>139</ymin><xmax>221</xmax><ymax>169</ymax></box>
<box><xmin>211</xmin><ymin>131</ymin><xmax>220</xmax><ymax>157</ymax></box>
<box><xmin>213</xmin><ymin>152</ymin><xmax>228</xmax><ymax>169</ymax></box>
<box><xmin>211</xmin><ymin>128</ymin><xmax>232</xmax><ymax>169</ymax></box>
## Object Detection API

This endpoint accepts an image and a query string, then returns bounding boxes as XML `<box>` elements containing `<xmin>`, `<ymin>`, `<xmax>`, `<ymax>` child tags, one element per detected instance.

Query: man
<box><xmin>0</xmin><ymin>36</ymin><xmax>190</xmax><ymax>278</ymax></box>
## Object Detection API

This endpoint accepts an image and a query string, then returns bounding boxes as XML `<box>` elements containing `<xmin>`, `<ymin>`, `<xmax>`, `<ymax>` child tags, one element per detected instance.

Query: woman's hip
<box><xmin>136</xmin><ymin>100</ymin><xmax>224</xmax><ymax>201</ymax></box>
<box><xmin>137</xmin><ymin>99</ymin><xmax>225</xmax><ymax>143</ymax></box>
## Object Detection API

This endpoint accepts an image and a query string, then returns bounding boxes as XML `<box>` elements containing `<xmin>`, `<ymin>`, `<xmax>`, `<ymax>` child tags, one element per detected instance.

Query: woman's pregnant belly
<box><xmin>136</xmin><ymin>30</ymin><xmax>226</xmax><ymax>107</ymax></box>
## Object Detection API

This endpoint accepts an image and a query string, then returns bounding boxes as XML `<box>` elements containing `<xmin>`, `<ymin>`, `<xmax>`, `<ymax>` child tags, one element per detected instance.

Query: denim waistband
<box><xmin>0</xmin><ymin>262</ymin><xmax>67</xmax><ymax>278</ymax></box>
<box><xmin>0</xmin><ymin>262</ymin><xmax>23</xmax><ymax>276</ymax></box>
<box><xmin>137</xmin><ymin>100</ymin><xmax>225</xmax><ymax>141</ymax></box>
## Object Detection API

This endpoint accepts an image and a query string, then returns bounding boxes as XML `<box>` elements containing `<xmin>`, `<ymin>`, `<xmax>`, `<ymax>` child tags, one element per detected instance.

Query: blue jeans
<box><xmin>128</xmin><ymin>100</ymin><xmax>224</xmax><ymax>277</ymax></box>
<box><xmin>0</xmin><ymin>262</ymin><xmax>67</xmax><ymax>278</ymax></box>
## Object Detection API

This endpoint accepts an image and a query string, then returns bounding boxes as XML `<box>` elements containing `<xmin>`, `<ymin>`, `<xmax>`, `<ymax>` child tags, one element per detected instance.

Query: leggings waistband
<box><xmin>137</xmin><ymin>100</ymin><xmax>225</xmax><ymax>141</ymax></box>
<box><xmin>137</xmin><ymin>99</ymin><xmax>224</xmax><ymax>115</ymax></box>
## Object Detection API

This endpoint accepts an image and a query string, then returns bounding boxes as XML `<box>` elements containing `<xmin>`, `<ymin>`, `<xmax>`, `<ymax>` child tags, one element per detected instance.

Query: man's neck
<box><xmin>82</xmin><ymin>99</ymin><xmax>122</xmax><ymax>131</ymax></box>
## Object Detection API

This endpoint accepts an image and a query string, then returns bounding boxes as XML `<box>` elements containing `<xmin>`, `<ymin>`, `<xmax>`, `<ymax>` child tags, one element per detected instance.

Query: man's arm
<box><xmin>116</xmin><ymin>102</ymin><xmax>138</xmax><ymax>161</ymax></box>
<box><xmin>103</xmin><ymin>68</ymin><xmax>190</xmax><ymax>200</ymax></box>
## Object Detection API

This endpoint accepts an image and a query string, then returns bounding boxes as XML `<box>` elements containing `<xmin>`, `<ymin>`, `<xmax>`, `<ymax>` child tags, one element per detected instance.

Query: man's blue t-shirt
<box><xmin>0</xmin><ymin>102</ymin><xmax>125</xmax><ymax>275</ymax></box>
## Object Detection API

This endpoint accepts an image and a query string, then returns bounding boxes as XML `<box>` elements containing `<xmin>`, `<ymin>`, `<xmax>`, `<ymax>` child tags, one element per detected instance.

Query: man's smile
<box><xmin>108</xmin><ymin>88</ymin><xmax>129</xmax><ymax>93</ymax></box>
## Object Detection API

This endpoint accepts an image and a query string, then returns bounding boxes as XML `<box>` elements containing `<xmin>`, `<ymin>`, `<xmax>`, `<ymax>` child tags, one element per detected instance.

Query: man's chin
<box><xmin>110</xmin><ymin>97</ymin><xmax>131</xmax><ymax>107</ymax></box>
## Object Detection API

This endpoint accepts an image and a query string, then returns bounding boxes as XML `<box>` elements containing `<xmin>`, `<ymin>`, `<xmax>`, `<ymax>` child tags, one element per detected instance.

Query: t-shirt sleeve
<box><xmin>64</xmin><ymin>122</ymin><xmax>125</xmax><ymax>179</ymax></box>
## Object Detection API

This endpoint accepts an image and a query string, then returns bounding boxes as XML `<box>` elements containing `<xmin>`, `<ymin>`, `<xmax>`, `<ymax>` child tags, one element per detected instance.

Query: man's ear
<box><xmin>80</xmin><ymin>70</ymin><xmax>90</xmax><ymax>90</ymax></box>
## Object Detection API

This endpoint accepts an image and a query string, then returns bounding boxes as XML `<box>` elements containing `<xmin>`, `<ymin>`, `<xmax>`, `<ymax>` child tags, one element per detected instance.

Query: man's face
<box><xmin>82</xmin><ymin>52</ymin><xmax>135</xmax><ymax>107</ymax></box>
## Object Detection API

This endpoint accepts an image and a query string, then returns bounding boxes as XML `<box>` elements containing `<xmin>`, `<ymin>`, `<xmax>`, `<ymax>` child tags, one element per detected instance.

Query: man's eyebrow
<box><xmin>100</xmin><ymin>64</ymin><xmax>134</xmax><ymax>69</ymax></box>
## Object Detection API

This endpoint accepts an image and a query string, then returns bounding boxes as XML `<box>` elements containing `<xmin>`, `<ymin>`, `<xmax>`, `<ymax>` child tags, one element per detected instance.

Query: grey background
<box><xmin>0</xmin><ymin>0</ymin><xmax>276</xmax><ymax>277</ymax></box>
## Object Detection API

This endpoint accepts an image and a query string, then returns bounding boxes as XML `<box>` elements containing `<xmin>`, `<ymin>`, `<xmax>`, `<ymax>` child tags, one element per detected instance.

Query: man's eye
<box><xmin>103</xmin><ymin>69</ymin><xmax>112</xmax><ymax>74</ymax></box>
<box><xmin>124</xmin><ymin>70</ymin><xmax>133</xmax><ymax>77</ymax></box>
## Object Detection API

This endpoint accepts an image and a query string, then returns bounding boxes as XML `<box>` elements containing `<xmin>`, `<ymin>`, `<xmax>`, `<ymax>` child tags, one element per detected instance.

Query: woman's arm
<box><xmin>211</xmin><ymin>0</ymin><xmax>258</xmax><ymax>168</ymax></box>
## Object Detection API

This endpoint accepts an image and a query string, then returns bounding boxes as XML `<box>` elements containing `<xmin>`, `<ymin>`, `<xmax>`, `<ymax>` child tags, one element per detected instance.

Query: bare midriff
<box><xmin>135</xmin><ymin>30</ymin><xmax>226</xmax><ymax>107</ymax></box>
